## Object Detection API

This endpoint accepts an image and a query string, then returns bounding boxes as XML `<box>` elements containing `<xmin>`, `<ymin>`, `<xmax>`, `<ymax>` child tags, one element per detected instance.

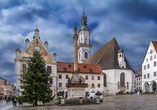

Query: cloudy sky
<box><xmin>0</xmin><ymin>0</ymin><xmax>157</xmax><ymax>85</ymax></box>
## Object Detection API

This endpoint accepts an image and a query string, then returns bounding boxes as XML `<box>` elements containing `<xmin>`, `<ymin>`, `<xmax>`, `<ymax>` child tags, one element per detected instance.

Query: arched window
<box><xmin>120</xmin><ymin>73</ymin><xmax>125</xmax><ymax>86</ymax></box>
<box><xmin>104</xmin><ymin>74</ymin><xmax>107</xmax><ymax>87</ymax></box>
<box><xmin>85</xmin><ymin>52</ymin><xmax>88</xmax><ymax>58</ymax></box>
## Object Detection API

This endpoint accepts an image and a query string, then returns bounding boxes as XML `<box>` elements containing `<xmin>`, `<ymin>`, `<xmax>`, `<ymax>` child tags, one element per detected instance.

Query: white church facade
<box><xmin>142</xmin><ymin>41</ymin><xmax>157</xmax><ymax>93</ymax></box>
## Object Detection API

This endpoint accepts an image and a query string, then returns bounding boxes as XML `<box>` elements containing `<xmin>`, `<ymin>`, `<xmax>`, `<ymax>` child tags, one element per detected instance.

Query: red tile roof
<box><xmin>57</xmin><ymin>62</ymin><xmax>102</xmax><ymax>74</ymax></box>
<box><xmin>152</xmin><ymin>41</ymin><xmax>157</xmax><ymax>53</ymax></box>
<box><xmin>135</xmin><ymin>72</ymin><xmax>142</xmax><ymax>77</ymax></box>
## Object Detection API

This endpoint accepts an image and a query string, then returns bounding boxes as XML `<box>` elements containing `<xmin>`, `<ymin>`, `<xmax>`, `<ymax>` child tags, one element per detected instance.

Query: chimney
<box><xmin>53</xmin><ymin>53</ymin><xmax>57</xmax><ymax>61</ymax></box>
<box><xmin>15</xmin><ymin>48</ymin><xmax>20</xmax><ymax>58</ymax></box>
<box><xmin>25</xmin><ymin>38</ymin><xmax>30</xmax><ymax>47</ymax></box>
<box><xmin>73</xmin><ymin>24</ymin><xmax>78</xmax><ymax>72</ymax></box>
<box><xmin>44</xmin><ymin>41</ymin><xmax>48</xmax><ymax>49</ymax></box>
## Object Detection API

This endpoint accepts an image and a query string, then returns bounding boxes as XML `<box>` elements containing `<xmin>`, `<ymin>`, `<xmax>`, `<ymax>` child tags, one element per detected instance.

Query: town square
<box><xmin>1</xmin><ymin>0</ymin><xmax>157</xmax><ymax>110</ymax></box>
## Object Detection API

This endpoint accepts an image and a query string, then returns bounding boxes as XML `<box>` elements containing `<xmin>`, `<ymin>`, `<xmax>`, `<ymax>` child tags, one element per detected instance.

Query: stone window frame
<box><xmin>66</xmin><ymin>75</ymin><xmax>69</xmax><ymax>79</ymax></box>
<box><xmin>92</xmin><ymin>76</ymin><xmax>94</xmax><ymax>80</ymax></box>
<box><xmin>104</xmin><ymin>74</ymin><xmax>107</xmax><ymax>87</ymax></box>
<box><xmin>92</xmin><ymin>83</ymin><xmax>94</xmax><ymax>88</ymax></box>
<box><xmin>154</xmin><ymin>62</ymin><xmax>156</xmax><ymax>67</ymax></box>
<box><xmin>86</xmin><ymin>75</ymin><xmax>88</xmax><ymax>80</ymax></box>
<box><xmin>144</xmin><ymin>65</ymin><xmax>146</xmax><ymax>70</ymax></box>
<box><xmin>85</xmin><ymin>52</ymin><xmax>88</xmax><ymax>58</ymax></box>
<box><xmin>22</xmin><ymin>64</ymin><xmax>26</xmax><ymax>71</ymax></box>
<box><xmin>59</xmin><ymin>74</ymin><xmax>62</xmax><ymax>79</ymax></box>
<box><xmin>59</xmin><ymin>83</ymin><xmax>62</xmax><ymax>87</ymax></box>
<box><xmin>150</xmin><ymin>56</ymin><xmax>153</xmax><ymax>61</ymax></box>
<box><xmin>154</xmin><ymin>72</ymin><xmax>156</xmax><ymax>77</ymax></box>
<box><xmin>147</xmin><ymin>64</ymin><xmax>150</xmax><ymax>69</ymax></box>
<box><xmin>47</xmin><ymin>66</ymin><xmax>51</xmax><ymax>73</ymax></box>
<box><xmin>50</xmin><ymin>78</ymin><xmax>53</xmax><ymax>84</ymax></box>
<box><xmin>147</xmin><ymin>73</ymin><xmax>150</xmax><ymax>78</ymax></box>
<box><xmin>98</xmin><ymin>84</ymin><xmax>100</xmax><ymax>88</ymax></box>
<box><xmin>98</xmin><ymin>76</ymin><xmax>100</xmax><ymax>80</ymax></box>
<box><xmin>120</xmin><ymin>73</ymin><xmax>125</xmax><ymax>86</ymax></box>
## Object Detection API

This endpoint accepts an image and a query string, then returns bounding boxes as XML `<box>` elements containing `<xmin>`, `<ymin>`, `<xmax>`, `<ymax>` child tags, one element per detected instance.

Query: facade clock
<box><xmin>34</xmin><ymin>46</ymin><xmax>40</xmax><ymax>52</ymax></box>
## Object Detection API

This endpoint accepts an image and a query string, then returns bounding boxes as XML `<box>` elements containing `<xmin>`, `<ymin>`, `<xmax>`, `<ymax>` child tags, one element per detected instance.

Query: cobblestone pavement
<box><xmin>4</xmin><ymin>94</ymin><xmax>157</xmax><ymax>110</ymax></box>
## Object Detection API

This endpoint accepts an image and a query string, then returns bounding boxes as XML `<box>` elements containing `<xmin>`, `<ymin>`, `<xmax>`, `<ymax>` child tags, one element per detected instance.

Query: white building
<box><xmin>135</xmin><ymin>73</ymin><xmax>142</xmax><ymax>92</ymax></box>
<box><xmin>86</xmin><ymin>38</ymin><xmax>134</xmax><ymax>95</ymax></box>
<box><xmin>57</xmin><ymin>62</ymin><xmax>103</xmax><ymax>95</ymax></box>
<box><xmin>14</xmin><ymin>28</ymin><xmax>57</xmax><ymax>96</ymax></box>
<box><xmin>142</xmin><ymin>41</ymin><xmax>157</xmax><ymax>93</ymax></box>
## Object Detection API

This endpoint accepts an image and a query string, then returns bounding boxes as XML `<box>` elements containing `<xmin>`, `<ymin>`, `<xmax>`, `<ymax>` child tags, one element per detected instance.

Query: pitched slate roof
<box><xmin>57</xmin><ymin>62</ymin><xmax>102</xmax><ymax>74</ymax></box>
<box><xmin>85</xmin><ymin>38</ymin><xmax>133</xmax><ymax>70</ymax></box>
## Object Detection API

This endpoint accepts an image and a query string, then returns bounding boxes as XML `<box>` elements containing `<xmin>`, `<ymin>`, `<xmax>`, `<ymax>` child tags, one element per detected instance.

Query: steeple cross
<box><xmin>83</xmin><ymin>7</ymin><xmax>85</xmax><ymax>15</ymax></box>
<box><xmin>36</xmin><ymin>23</ymin><xmax>37</xmax><ymax>29</ymax></box>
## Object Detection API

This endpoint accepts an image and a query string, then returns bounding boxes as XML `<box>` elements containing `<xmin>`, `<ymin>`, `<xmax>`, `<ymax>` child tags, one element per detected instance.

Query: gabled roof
<box><xmin>152</xmin><ymin>41</ymin><xmax>157</xmax><ymax>53</ymax></box>
<box><xmin>15</xmin><ymin>37</ymin><xmax>56</xmax><ymax>63</ymax></box>
<box><xmin>85</xmin><ymin>38</ymin><xmax>133</xmax><ymax>70</ymax></box>
<box><xmin>57</xmin><ymin>62</ymin><xmax>102</xmax><ymax>74</ymax></box>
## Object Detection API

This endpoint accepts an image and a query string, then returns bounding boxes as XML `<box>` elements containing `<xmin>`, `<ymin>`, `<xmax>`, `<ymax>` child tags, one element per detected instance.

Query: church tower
<box><xmin>78</xmin><ymin>10</ymin><xmax>92</xmax><ymax>63</ymax></box>
<box><xmin>118</xmin><ymin>49</ymin><xmax>126</xmax><ymax>68</ymax></box>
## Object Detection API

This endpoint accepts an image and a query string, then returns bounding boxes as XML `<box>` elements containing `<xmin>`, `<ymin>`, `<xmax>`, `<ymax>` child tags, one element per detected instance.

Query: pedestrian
<box><xmin>131</xmin><ymin>91</ymin><xmax>132</xmax><ymax>95</ymax></box>
<box><xmin>6</xmin><ymin>97</ymin><xmax>9</xmax><ymax>104</ymax></box>
<box><xmin>137</xmin><ymin>91</ymin><xmax>140</xmax><ymax>95</ymax></box>
<box><xmin>13</xmin><ymin>96</ymin><xmax>17</xmax><ymax>106</ymax></box>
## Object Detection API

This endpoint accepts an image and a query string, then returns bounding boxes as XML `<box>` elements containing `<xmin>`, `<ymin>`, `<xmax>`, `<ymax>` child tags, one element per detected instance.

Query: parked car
<box><xmin>87</xmin><ymin>92</ymin><xmax>103</xmax><ymax>102</ymax></box>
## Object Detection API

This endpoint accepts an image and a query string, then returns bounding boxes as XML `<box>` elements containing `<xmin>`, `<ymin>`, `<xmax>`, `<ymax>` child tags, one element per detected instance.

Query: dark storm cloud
<box><xmin>112</xmin><ymin>0</ymin><xmax>157</xmax><ymax>22</ymax></box>
<box><xmin>1</xmin><ymin>0</ymin><xmax>157</xmax><ymax>85</ymax></box>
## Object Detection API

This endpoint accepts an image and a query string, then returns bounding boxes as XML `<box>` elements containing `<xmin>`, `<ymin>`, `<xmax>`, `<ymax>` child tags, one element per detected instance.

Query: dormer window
<box><xmin>84</xmin><ymin>65</ymin><xmax>86</xmax><ymax>68</ymax></box>
<box><xmin>68</xmin><ymin>64</ymin><xmax>71</xmax><ymax>67</ymax></box>
<box><xmin>89</xmin><ymin>68</ymin><xmax>93</xmax><ymax>72</ymax></box>
<box><xmin>63</xmin><ymin>67</ymin><xmax>67</xmax><ymax>71</ymax></box>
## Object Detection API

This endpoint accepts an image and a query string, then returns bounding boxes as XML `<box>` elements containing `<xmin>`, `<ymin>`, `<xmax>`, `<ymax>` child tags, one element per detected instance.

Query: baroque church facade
<box><xmin>15</xmin><ymin>11</ymin><xmax>134</xmax><ymax>96</ymax></box>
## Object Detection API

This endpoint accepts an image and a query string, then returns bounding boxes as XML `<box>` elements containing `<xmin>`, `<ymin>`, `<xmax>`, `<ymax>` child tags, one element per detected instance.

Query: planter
<box><xmin>61</xmin><ymin>98</ymin><xmax>65</xmax><ymax>104</ymax></box>
<box><xmin>96</xmin><ymin>96</ymin><xmax>100</xmax><ymax>104</ymax></box>
<box><xmin>79</xmin><ymin>97</ymin><xmax>83</xmax><ymax>104</ymax></box>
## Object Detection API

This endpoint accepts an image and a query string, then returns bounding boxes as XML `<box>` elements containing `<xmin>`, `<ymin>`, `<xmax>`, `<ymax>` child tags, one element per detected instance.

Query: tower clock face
<box><xmin>85</xmin><ymin>33</ymin><xmax>88</xmax><ymax>38</ymax></box>
<box><xmin>34</xmin><ymin>46</ymin><xmax>40</xmax><ymax>52</ymax></box>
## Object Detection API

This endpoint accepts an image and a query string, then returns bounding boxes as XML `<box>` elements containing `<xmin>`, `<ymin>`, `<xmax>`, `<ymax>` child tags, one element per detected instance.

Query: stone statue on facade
<box><xmin>79</xmin><ymin>76</ymin><xmax>85</xmax><ymax>84</ymax></box>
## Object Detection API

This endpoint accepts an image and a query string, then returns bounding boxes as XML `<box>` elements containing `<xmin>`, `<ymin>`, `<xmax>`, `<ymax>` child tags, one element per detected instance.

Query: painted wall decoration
<box><xmin>26</xmin><ymin>40</ymin><xmax>47</xmax><ymax>56</ymax></box>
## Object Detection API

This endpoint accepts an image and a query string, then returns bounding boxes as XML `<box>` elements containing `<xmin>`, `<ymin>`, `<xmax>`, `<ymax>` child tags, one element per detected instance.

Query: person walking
<box><xmin>131</xmin><ymin>91</ymin><xmax>132</xmax><ymax>95</ymax></box>
<box><xmin>13</xmin><ymin>96</ymin><xmax>17</xmax><ymax>106</ymax></box>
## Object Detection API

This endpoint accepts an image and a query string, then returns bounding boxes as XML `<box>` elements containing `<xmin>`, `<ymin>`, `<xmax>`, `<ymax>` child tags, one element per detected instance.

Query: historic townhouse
<box><xmin>142</xmin><ymin>41</ymin><xmax>157</xmax><ymax>93</ymax></box>
<box><xmin>14</xmin><ymin>28</ymin><xmax>57</xmax><ymax>96</ymax></box>
<box><xmin>57</xmin><ymin>62</ymin><xmax>103</xmax><ymax>94</ymax></box>
<box><xmin>0</xmin><ymin>77</ymin><xmax>4</xmax><ymax>98</ymax></box>
<box><xmin>135</xmin><ymin>73</ymin><xmax>142</xmax><ymax>92</ymax></box>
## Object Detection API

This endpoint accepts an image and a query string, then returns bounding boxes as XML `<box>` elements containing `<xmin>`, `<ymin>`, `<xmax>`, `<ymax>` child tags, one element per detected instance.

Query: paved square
<box><xmin>3</xmin><ymin>94</ymin><xmax>157</xmax><ymax>110</ymax></box>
